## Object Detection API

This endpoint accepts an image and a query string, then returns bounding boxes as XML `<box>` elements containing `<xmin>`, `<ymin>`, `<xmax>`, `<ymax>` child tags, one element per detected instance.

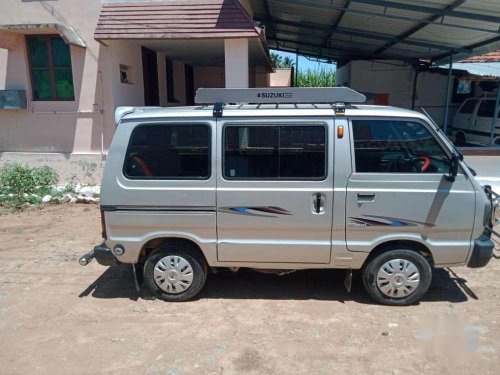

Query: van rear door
<box><xmin>215</xmin><ymin>118</ymin><xmax>334</xmax><ymax>264</ymax></box>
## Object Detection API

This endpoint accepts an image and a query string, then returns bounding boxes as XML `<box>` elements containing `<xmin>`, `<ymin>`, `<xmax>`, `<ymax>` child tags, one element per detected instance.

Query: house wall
<box><xmin>0</xmin><ymin>0</ymin><xmax>267</xmax><ymax>182</ymax></box>
<box><xmin>194</xmin><ymin>66</ymin><xmax>225</xmax><ymax>90</ymax></box>
<box><xmin>269</xmin><ymin>68</ymin><xmax>293</xmax><ymax>87</ymax></box>
<box><xmin>342</xmin><ymin>60</ymin><xmax>457</xmax><ymax>127</ymax></box>
<box><xmin>0</xmin><ymin>0</ymin><xmax>106</xmax><ymax>154</ymax></box>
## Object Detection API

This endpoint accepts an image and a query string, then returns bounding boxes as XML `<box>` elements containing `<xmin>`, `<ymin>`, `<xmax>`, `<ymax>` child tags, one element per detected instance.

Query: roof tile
<box><xmin>95</xmin><ymin>0</ymin><xmax>261</xmax><ymax>40</ymax></box>
<box><xmin>460</xmin><ymin>50</ymin><xmax>500</xmax><ymax>63</ymax></box>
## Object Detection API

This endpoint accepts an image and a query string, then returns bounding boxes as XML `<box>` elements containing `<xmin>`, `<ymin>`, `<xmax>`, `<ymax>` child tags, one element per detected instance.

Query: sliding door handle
<box><xmin>357</xmin><ymin>193</ymin><xmax>375</xmax><ymax>202</ymax></box>
<box><xmin>312</xmin><ymin>193</ymin><xmax>325</xmax><ymax>214</ymax></box>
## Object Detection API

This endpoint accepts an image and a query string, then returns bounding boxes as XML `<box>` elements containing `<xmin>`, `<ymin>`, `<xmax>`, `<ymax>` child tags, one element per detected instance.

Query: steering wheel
<box><xmin>397</xmin><ymin>149</ymin><xmax>431</xmax><ymax>173</ymax></box>
<box><xmin>419</xmin><ymin>156</ymin><xmax>431</xmax><ymax>172</ymax></box>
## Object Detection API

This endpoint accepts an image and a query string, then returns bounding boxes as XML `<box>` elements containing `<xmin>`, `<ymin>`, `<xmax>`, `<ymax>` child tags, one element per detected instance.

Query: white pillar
<box><xmin>224</xmin><ymin>39</ymin><xmax>249</xmax><ymax>88</ymax></box>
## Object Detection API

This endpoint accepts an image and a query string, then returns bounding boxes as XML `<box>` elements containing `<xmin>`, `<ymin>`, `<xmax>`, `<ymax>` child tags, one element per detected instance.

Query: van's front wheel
<box><xmin>144</xmin><ymin>245</ymin><xmax>207</xmax><ymax>301</ymax></box>
<box><xmin>362</xmin><ymin>249</ymin><xmax>432</xmax><ymax>306</ymax></box>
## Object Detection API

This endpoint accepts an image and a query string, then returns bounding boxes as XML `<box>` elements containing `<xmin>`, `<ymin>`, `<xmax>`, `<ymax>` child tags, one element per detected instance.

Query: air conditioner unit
<box><xmin>0</xmin><ymin>90</ymin><xmax>27</xmax><ymax>110</ymax></box>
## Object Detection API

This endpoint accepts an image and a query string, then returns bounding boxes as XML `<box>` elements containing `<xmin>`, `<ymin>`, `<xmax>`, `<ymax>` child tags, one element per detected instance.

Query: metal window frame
<box><xmin>221</xmin><ymin>122</ymin><xmax>329</xmax><ymax>181</ymax></box>
<box><xmin>122</xmin><ymin>122</ymin><xmax>213</xmax><ymax>181</ymax></box>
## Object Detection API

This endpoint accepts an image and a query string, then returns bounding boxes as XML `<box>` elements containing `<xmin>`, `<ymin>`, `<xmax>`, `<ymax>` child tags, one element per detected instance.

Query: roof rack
<box><xmin>195</xmin><ymin>87</ymin><xmax>366</xmax><ymax>117</ymax></box>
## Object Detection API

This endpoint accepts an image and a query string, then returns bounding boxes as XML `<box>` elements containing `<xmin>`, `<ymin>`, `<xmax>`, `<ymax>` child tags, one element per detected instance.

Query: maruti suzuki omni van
<box><xmin>80</xmin><ymin>87</ymin><xmax>498</xmax><ymax>306</ymax></box>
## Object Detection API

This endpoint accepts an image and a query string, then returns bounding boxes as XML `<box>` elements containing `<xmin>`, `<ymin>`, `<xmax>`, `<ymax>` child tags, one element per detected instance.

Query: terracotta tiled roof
<box><xmin>94</xmin><ymin>0</ymin><xmax>262</xmax><ymax>40</ymax></box>
<box><xmin>460</xmin><ymin>50</ymin><xmax>500</xmax><ymax>63</ymax></box>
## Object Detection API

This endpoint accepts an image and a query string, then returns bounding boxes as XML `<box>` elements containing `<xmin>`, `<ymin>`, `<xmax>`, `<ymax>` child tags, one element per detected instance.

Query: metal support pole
<box><xmin>295</xmin><ymin>51</ymin><xmax>299</xmax><ymax>87</ymax></box>
<box><xmin>490</xmin><ymin>81</ymin><xmax>500</xmax><ymax>145</ymax></box>
<box><xmin>443</xmin><ymin>54</ymin><xmax>453</xmax><ymax>135</ymax></box>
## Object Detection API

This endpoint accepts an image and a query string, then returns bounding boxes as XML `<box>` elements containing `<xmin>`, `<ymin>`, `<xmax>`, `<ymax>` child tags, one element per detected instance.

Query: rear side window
<box><xmin>352</xmin><ymin>120</ymin><xmax>450</xmax><ymax>174</ymax></box>
<box><xmin>124</xmin><ymin>124</ymin><xmax>210</xmax><ymax>179</ymax></box>
<box><xmin>224</xmin><ymin>125</ymin><xmax>326</xmax><ymax>180</ymax></box>
<box><xmin>458</xmin><ymin>99</ymin><xmax>477</xmax><ymax>114</ymax></box>
<box><xmin>477</xmin><ymin>100</ymin><xmax>499</xmax><ymax>118</ymax></box>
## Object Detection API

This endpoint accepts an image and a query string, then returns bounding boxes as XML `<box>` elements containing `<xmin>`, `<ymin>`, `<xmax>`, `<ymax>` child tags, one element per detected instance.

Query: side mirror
<box><xmin>446</xmin><ymin>153</ymin><xmax>459</xmax><ymax>182</ymax></box>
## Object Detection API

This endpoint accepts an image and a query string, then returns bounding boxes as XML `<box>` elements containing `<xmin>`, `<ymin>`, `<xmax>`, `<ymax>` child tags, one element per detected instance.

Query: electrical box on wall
<box><xmin>0</xmin><ymin>90</ymin><xmax>27</xmax><ymax>109</ymax></box>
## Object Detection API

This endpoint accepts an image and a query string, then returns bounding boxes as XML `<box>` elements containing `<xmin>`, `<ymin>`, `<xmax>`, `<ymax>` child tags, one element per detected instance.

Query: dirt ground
<box><xmin>0</xmin><ymin>205</ymin><xmax>499</xmax><ymax>375</ymax></box>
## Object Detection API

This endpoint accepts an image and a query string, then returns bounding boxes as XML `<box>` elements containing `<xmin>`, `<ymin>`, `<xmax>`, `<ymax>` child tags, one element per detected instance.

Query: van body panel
<box><xmin>345</xmin><ymin>173</ymin><xmax>476</xmax><ymax>266</ymax></box>
<box><xmin>101</xmin><ymin>118</ymin><xmax>218</xmax><ymax>264</ymax></box>
<box><xmin>103</xmin><ymin>211</ymin><xmax>217</xmax><ymax>264</ymax></box>
<box><xmin>215</xmin><ymin>117</ymin><xmax>334</xmax><ymax>263</ymax></box>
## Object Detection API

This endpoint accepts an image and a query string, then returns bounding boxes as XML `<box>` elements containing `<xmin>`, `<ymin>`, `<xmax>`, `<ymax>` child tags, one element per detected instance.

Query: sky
<box><xmin>272</xmin><ymin>50</ymin><xmax>337</xmax><ymax>71</ymax></box>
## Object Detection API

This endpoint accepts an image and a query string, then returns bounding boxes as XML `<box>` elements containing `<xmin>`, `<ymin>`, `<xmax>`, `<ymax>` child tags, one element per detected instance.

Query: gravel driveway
<box><xmin>0</xmin><ymin>205</ymin><xmax>499</xmax><ymax>374</ymax></box>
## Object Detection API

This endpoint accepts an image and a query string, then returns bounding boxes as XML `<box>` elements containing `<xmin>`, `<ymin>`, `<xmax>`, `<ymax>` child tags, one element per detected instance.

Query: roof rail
<box><xmin>195</xmin><ymin>87</ymin><xmax>366</xmax><ymax>105</ymax></box>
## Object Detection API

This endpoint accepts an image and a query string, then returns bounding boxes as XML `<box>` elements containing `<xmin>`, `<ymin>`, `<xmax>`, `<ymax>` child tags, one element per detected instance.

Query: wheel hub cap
<box><xmin>376</xmin><ymin>259</ymin><xmax>420</xmax><ymax>298</ymax></box>
<box><xmin>153</xmin><ymin>255</ymin><xmax>194</xmax><ymax>294</ymax></box>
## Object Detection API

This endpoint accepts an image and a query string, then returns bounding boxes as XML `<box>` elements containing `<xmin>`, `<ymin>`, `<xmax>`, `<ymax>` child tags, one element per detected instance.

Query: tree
<box><xmin>270</xmin><ymin>52</ymin><xmax>294</xmax><ymax>69</ymax></box>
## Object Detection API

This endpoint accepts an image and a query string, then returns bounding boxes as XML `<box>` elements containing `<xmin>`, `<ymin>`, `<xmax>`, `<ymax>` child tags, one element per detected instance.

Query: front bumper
<box><xmin>467</xmin><ymin>232</ymin><xmax>494</xmax><ymax>268</ymax></box>
<box><xmin>79</xmin><ymin>243</ymin><xmax>120</xmax><ymax>267</ymax></box>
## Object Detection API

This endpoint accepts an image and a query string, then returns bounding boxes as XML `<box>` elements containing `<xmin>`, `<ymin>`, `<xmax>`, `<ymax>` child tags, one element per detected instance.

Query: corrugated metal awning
<box><xmin>94</xmin><ymin>0</ymin><xmax>263</xmax><ymax>40</ymax></box>
<box><xmin>249</xmin><ymin>0</ymin><xmax>500</xmax><ymax>63</ymax></box>
<box><xmin>0</xmin><ymin>23</ymin><xmax>86</xmax><ymax>48</ymax></box>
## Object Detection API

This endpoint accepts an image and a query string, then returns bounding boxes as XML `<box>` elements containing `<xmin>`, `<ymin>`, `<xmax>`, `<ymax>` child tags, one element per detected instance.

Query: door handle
<box><xmin>357</xmin><ymin>193</ymin><xmax>375</xmax><ymax>202</ymax></box>
<box><xmin>312</xmin><ymin>193</ymin><xmax>325</xmax><ymax>214</ymax></box>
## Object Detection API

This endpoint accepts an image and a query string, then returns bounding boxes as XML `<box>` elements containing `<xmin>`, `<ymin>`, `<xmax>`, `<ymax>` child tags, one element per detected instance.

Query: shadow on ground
<box><xmin>79</xmin><ymin>265</ymin><xmax>473</xmax><ymax>304</ymax></box>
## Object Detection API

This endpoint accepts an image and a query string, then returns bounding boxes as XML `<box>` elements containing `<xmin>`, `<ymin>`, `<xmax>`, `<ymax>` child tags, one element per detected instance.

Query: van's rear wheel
<box><xmin>144</xmin><ymin>245</ymin><xmax>207</xmax><ymax>301</ymax></box>
<box><xmin>362</xmin><ymin>249</ymin><xmax>432</xmax><ymax>306</ymax></box>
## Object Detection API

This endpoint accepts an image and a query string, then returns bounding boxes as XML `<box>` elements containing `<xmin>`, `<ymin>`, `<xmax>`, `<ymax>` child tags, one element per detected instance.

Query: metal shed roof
<box><xmin>250</xmin><ymin>0</ymin><xmax>500</xmax><ymax>63</ymax></box>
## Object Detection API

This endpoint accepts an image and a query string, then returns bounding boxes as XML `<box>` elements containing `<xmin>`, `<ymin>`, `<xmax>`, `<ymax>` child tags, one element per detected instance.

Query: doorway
<box><xmin>141</xmin><ymin>47</ymin><xmax>160</xmax><ymax>106</ymax></box>
<box><xmin>185</xmin><ymin>64</ymin><xmax>195</xmax><ymax>105</ymax></box>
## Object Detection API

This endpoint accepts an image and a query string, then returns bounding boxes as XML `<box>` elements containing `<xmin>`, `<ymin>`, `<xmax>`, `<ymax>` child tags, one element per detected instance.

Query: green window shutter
<box><xmin>27</xmin><ymin>35</ymin><xmax>74</xmax><ymax>101</ymax></box>
<box><xmin>27</xmin><ymin>37</ymin><xmax>49</xmax><ymax>68</ymax></box>
<box><xmin>51</xmin><ymin>36</ymin><xmax>74</xmax><ymax>100</ymax></box>
<box><xmin>31</xmin><ymin>70</ymin><xmax>52</xmax><ymax>100</ymax></box>
<box><xmin>54</xmin><ymin>69</ymin><xmax>74</xmax><ymax>100</ymax></box>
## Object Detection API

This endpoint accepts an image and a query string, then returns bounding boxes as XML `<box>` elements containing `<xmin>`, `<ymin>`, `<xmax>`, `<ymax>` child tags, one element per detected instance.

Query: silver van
<box><xmin>80</xmin><ymin>88</ymin><xmax>498</xmax><ymax>306</ymax></box>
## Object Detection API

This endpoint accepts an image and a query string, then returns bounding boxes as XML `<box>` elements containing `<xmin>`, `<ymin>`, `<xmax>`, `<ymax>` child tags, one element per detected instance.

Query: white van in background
<box><xmin>452</xmin><ymin>98</ymin><xmax>500</xmax><ymax>146</ymax></box>
<box><xmin>452</xmin><ymin>97</ymin><xmax>500</xmax><ymax>146</ymax></box>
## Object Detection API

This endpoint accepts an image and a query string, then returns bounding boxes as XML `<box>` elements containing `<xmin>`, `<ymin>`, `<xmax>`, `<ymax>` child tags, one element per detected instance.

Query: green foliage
<box><xmin>0</xmin><ymin>163</ymin><xmax>59</xmax><ymax>211</ymax></box>
<box><xmin>271</xmin><ymin>52</ymin><xmax>294</xmax><ymax>69</ymax></box>
<box><xmin>296</xmin><ymin>67</ymin><xmax>336</xmax><ymax>87</ymax></box>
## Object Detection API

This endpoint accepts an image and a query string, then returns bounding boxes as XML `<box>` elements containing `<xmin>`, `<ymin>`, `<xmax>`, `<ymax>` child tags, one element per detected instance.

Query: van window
<box><xmin>477</xmin><ymin>100</ymin><xmax>500</xmax><ymax>118</ymax></box>
<box><xmin>224</xmin><ymin>125</ymin><xmax>326</xmax><ymax>179</ymax></box>
<box><xmin>352</xmin><ymin>120</ymin><xmax>450</xmax><ymax>174</ymax></box>
<box><xmin>458</xmin><ymin>99</ymin><xmax>477</xmax><ymax>114</ymax></box>
<box><xmin>124</xmin><ymin>124</ymin><xmax>210</xmax><ymax>179</ymax></box>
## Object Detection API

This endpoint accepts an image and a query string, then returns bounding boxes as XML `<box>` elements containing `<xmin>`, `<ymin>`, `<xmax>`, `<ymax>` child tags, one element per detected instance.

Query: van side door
<box><xmin>345</xmin><ymin>118</ymin><xmax>476</xmax><ymax>266</ymax></box>
<box><xmin>215</xmin><ymin>118</ymin><xmax>334</xmax><ymax>264</ymax></box>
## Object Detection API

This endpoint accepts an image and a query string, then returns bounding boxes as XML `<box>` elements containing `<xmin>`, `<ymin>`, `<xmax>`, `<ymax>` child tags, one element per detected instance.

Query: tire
<box><xmin>362</xmin><ymin>249</ymin><xmax>432</xmax><ymax>306</ymax></box>
<box><xmin>144</xmin><ymin>244</ymin><xmax>207</xmax><ymax>302</ymax></box>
